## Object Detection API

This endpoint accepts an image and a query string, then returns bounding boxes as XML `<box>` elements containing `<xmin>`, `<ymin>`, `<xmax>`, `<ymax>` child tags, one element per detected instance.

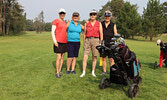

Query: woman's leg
<box><xmin>102</xmin><ymin>57</ymin><xmax>107</xmax><ymax>72</ymax></box>
<box><xmin>66</xmin><ymin>57</ymin><xmax>73</xmax><ymax>71</ymax></box>
<box><xmin>109</xmin><ymin>57</ymin><xmax>115</xmax><ymax>67</ymax></box>
<box><xmin>59</xmin><ymin>53</ymin><xmax>65</xmax><ymax>72</ymax></box>
<box><xmin>56</xmin><ymin>53</ymin><xmax>62</xmax><ymax>74</ymax></box>
<box><xmin>92</xmin><ymin>56</ymin><xmax>97</xmax><ymax>77</ymax></box>
<box><xmin>71</xmin><ymin>57</ymin><xmax>76</xmax><ymax>71</ymax></box>
<box><xmin>80</xmin><ymin>55</ymin><xmax>88</xmax><ymax>77</ymax></box>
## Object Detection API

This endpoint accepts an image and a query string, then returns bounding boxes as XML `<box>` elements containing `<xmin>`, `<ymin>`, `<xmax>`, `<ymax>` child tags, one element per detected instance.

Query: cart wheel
<box><xmin>128</xmin><ymin>84</ymin><xmax>139</xmax><ymax>98</ymax></box>
<box><xmin>137</xmin><ymin>76</ymin><xmax>142</xmax><ymax>85</ymax></box>
<box><xmin>99</xmin><ymin>78</ymin><xmax>110</xmax><ymax>89</ymax></box>
<box><xmin>154</xmin><ymin>61</ymin><xmax>157</xmax><ymax>69</ymax></box>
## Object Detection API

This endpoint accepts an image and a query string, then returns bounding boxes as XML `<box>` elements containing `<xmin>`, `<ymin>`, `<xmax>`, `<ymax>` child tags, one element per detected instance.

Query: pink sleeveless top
<box><xmin>86</xmin><ymin>21</ymin><xmax>100</xmax><ymax>38</ymax></box>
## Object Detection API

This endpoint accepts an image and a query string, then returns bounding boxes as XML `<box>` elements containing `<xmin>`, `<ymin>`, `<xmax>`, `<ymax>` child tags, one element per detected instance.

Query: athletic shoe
<box><xmin>56</xmin><ymin>73</ymin><xmax>60</xmax><ymax>78</ymax></box>
<box><xmin>80</xmin><ymin>73</ymin><xmax>85</xmax><ymax>77</ymax></box>
<box><xmin>71</xmin><ymin>71</ymin><xmax>76</xmax><ymax>74</ymax></box>
<box><xmin>100</xmin><ymin>72</ymin><xmax>107</xmax><ymax>75</ymax></box>
<box><xmin>92</xmin><ymin>72</ymin><xmax>96</xmax><ymax>77</ymax></box>
<box><xmin>66</xmin><ymin>71</ymin><xmax>70</xmax><ymax>74</ymax></box>
<box><xmin>59</xmin><ymin>72</ymin><xmax>62</xmax><ymax>76</ymax></box>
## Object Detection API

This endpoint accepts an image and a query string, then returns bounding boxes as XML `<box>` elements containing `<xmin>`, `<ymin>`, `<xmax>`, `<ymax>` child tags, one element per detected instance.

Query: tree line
<box><xmin>26</xmin><ymin>11</ymin><xmax>51</xmax><ymax>33</ymax></box>
<box><xmin>97</xmin><ymin>0</ymin><xmax>167</xmax><ymax>41</ymax></box>
<box><xmin>0</xmin><ymin>0</ymin><xmax>26</xmax><ymax>35</ymax></box>
<box><xmin>0</xmin><ymin>0</ymin><xmax>167</xmax><ymax>41</ymax></box>
<box><xmin>0</xmin><ymin>0</ymin><xmax>51</xmax><ymax>36</ymax></box>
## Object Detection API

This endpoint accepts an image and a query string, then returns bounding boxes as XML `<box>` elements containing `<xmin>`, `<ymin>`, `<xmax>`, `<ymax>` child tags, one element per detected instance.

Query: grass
<box><xmin>0</xmin><ymin>31</ymin><xmax>167</xmax><ymax>100</ymax></box>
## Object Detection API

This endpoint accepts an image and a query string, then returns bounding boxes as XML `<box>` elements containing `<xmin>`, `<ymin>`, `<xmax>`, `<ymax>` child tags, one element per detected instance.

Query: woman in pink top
<box><xmin>51</xmin><ymin>8</ymin><xmax>67</xmax><ymax>78</ymax></box>
<box><xmin>80</xmin><ymin>10</ymin><xmax>103</xmax><ymax>77</ymax></box>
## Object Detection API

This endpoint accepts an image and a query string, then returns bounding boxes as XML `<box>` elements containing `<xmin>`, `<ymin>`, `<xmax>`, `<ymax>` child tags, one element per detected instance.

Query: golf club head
<box><xmin>114</xmin><ymin>34</ymin><xmax>121</xmax><ymax>38</ymax></box>
<box><xmin>111</xmin><ymin>38</ymin><xmax>117</xmax><ymax>42</ymax></box>
<box><xmin>119</xmin><ymin>37</ymin><xmax>125</xmax><ymax>44</ymax></box>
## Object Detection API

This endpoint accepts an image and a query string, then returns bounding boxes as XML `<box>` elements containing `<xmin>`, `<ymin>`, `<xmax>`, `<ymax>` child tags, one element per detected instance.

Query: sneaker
<box><xmin>80</xmin><ymin>73</ymin><xmax>85</xmax><ymax>77</ymax></box>
<box><xmin>59</xmin><ymin>72</ymin><xmax>62</xmax><ymax>76</ymax></box>
<box><xmin>56</xmin><ymin>73</ymin><xmax>60</xmax><ymax>78</ymax></box>
<box><xmin>92</xmin><ymin>72</ymin><xmax>96</xmax><ymax>77</ymax></box>
<box><xmin>101</xmin><ymin>72</ymin><xmax>107</xmax><ymax>75</ymax></box>
<box><xmin>66</xmin><ymin>71</ymin><xmax>70</xmax><ymax>74</ymax></box>
<box><xmin>71</xmin><ymin>71</ymin><xmax>76</xmax><ymax>74</ymax></box>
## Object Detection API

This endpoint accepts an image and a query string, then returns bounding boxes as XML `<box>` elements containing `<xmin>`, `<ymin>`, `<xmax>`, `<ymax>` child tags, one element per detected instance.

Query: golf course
<box><xmin>0</xmin><ymin>31</ymin><xmax>167</xmax><ymax>100</ymax></box>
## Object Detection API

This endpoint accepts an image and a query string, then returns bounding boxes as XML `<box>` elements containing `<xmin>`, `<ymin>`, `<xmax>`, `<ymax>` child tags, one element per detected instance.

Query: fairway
<box><xmin>0</xmin><ymin>32</ymin><xmax>167</xmax><ymax>100</ymax></box>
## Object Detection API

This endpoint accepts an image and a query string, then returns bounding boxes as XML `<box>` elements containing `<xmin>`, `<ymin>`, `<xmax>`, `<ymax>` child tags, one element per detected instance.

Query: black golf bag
<box><xmin>96</xmin><ymin>35</ymin><xmax>141</xmax><ymax>98</ymax></box>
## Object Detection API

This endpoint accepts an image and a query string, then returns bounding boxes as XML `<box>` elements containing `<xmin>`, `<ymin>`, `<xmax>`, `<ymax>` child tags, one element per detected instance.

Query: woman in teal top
<box><xmin>66</xmin><ymin>12</ymin><xmax>84</xmax><ymax>74</ymax></box>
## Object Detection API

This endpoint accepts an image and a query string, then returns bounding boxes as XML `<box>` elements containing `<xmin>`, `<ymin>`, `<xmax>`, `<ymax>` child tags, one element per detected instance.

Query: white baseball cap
<box><xmin>90</xmin><ymin>9</ymin><xmax>97</xmax><ymax>14</ymax></box>
<box><xmin>157</xmin><ymin>39</ymin><xmax>162</xmax><ymax>45</ymax></box>
<box><xmin>59</xmin><ymin>8</ymin><xmax>66</xmax><ymax>14</ymax></box>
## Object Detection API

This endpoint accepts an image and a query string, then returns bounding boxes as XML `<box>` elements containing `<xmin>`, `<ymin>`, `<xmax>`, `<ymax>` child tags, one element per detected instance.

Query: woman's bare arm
<box><xmin>114</xmin><ymin>24</ymin><xmax>118</xmax><ymax>35</ymax></box>
<box><xmin>99</xmin><ymin>23</ymin><xmax>103</xmax><ymax>44</ymax></box>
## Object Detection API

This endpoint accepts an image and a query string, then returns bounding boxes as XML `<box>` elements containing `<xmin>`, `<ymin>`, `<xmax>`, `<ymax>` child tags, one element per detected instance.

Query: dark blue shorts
<box><xmin>67</xmin><ymin>42</ymin><xmax>80</xmax><ymax>58</ymax></box>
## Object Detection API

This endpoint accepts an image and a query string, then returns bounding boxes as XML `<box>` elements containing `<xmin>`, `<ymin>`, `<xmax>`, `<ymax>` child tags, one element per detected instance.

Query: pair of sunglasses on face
<box><xmin>73</xmin><ymin>15</ymin><xmax>79</xmax><ymax>17</ymax></box>
<box><xmin>59</xmin><ymin>12</ymin><xmax>66</xmax><ymax>15</ymax></box>
<box><xmin>90</xmin><ymin>13</ymin><xmax>97</xmax><ymax>16</ymax></box>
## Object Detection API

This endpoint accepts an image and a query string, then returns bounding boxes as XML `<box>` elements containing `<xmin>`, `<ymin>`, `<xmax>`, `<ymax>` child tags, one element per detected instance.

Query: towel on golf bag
<box><xmin>116</xmin><ymin>44</ymin><xmax>136</xmax><ymax>62</ymax></box>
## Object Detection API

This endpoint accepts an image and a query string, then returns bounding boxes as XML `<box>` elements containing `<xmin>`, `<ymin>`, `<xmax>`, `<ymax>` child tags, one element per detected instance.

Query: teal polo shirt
<box><xmin>67</xmin><ymin>21</ymin><xmax>81</xmax><ymax>42</ymax></box>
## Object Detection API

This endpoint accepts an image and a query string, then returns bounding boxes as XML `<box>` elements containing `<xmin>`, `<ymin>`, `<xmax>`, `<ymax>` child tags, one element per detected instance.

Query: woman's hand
<box><xmin>54</xmin><ymin>42</ymin><xmax>59</xmax><ymax>47</ymax></box>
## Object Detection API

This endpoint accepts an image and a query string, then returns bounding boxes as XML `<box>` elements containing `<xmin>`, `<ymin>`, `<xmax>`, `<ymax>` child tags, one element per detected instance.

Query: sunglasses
<box><xmin>73</xmin><ymin>15</ymin><xmax>79</xmax><ymax>17</ymax></box>
<box><xmin>59</xmin><ymin>12</ymin><xmax>66</xmax><ymax>15</ymax></box>
<box><xmin>90</xmin><ymin>13</ymin><xmax>97</xmax><ymax>16</ymax></box>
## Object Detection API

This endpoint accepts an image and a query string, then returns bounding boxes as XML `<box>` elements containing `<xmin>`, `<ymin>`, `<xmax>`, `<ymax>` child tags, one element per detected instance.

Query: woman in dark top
<box><xmin>101</xmin><ymin>10</ymin><xmax>118</xmax><ymax>75</ymax></box>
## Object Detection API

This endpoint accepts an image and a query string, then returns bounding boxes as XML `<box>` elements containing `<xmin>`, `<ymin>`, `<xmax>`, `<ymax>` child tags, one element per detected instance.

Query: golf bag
<box><xmin>97</xmin><ymin>34</ymin><xmax>142</xmax><ymax>98</ymax></box>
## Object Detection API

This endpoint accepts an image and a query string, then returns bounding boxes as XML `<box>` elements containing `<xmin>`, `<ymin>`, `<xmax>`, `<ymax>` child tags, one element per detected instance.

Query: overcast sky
<box><xmin>18</xmin><ymin>0</ymin><xmax>166</xmax><ymax>22</ymax></box>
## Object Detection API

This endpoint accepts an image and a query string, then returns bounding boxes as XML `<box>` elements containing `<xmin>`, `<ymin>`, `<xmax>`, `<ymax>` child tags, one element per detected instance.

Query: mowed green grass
<box><xmin>0</xmin><ymin>32</ymin><xmax>167</xmax><ymax>100</ymax></box>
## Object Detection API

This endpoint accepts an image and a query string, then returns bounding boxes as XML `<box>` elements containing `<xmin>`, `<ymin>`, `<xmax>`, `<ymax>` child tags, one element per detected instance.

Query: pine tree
<box><xmin>116</xmin><ymin>2</ymin><xmax>141</xmax><ymax>39</ymax></box>
<box><xmin>142</xmin><ymin>0</ymin><xmax>165</xmax><ymax>41</ymax></box>
<box><xmin>162</xmin><ymin>2</ymin><xmax>167</xmax><ymax>32</ymax></box>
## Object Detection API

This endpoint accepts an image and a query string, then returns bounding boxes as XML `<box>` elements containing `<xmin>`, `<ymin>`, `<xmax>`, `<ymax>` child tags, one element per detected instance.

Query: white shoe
<box><xmin>92</xmin><ymin>72</ymin><xmax>96</xmax><ymax>77</ymax></box>
<box><xmin>80</xmin><ymin>73</ymin><xmax>85</xmax><ymax>77</ymax></box>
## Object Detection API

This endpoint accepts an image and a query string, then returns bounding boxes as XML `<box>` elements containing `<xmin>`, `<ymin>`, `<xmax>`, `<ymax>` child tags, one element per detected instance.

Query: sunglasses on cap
<box><xmin>90</xmin><ymin>13</ymin><xmax>97</xmax><ymax>16</ymax></box>
<box><xmin>59</xmin><ymin>12</ymin><xmax>66</xmax><ymax>14</ymax></box>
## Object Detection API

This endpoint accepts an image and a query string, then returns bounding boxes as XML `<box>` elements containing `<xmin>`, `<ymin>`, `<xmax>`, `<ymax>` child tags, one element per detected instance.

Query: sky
<box><xmin>18</xmin><ymin>0</ymin><xmax>166</xmax><ymax>22</ymax></box>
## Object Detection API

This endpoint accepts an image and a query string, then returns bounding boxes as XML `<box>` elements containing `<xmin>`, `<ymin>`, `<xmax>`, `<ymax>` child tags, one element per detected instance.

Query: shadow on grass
<box><xmin>52</xmin><ymin>60</ymin><xmax>67</xmax><ymax>73</ymax></box>
<box><xmin>77</xmin><ymin>59</ymin><xmax>103</xmax><ymax>73</ymax></box>
<box><xmin>142</xmin><ymin>62</ymin><xmax>155</xmax><ymax>69</ymax></box>
<box><xmin>86</xmin><ymin>71</ymin><xmax>129</xmax><ymax>97</ymax></box>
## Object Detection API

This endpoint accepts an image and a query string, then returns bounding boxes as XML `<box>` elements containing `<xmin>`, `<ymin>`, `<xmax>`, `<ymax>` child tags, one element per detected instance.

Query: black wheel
<box><xmin>128</xmin><ymin>84</ymin><xmax>139</xmax><ymax>98</ymax></box>
<box><xmin>154</xmin><ymin>61</ymin><xmax>157</xmax><ymax>69</ymax></box>
<box><xmin>99</xmin><ymin>78</ymin><xmax>110</xmax><ymax>89</ymax></box>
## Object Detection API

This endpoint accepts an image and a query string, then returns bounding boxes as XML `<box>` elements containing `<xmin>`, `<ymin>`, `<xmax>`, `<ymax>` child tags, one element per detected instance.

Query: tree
<box><xmin>0</xmin><ymin>0</ymin><xmax>26</xmax><ymax>36</ymax></box>
<box><xmin>44</xmin><ymin>22</ymin><xmax>51</xmax><ymax>32</ymax></box>
<box><xmin>97</xmin><ymin>0</ymin><xmax>124</xmax><ymax>22</ymax></box>
<box><xmin>111</xmin><ymin>0</ymin><xmax>124</xmax><ymax>17</ymax></box>
<box><xmin>26</xmin><ymin>19</ymin><xmax>35</xmax><ymax>31</ymax></box>
<box><xmin>116</xmin><ymin>2</ymin><xmax>141</xmax><ymax>39</ymax></box>
<box><xmin>162</xmin><ymin>2</ymin><xmax>167</xmax><ymax>32</ymax></box>
<box><xmin>34</xmin><ymin>11</ymin><xmax>44</xmax><ymax>33</ymax></box>
<box><xmin>142</xmin><ymin>0</ymin><xmax>165</xmax><ymax>41</ymax></box>
<box><xmin>0</xmin><ymin>0</ymin><xmax>2</xmax><ymax>34</ymax></box>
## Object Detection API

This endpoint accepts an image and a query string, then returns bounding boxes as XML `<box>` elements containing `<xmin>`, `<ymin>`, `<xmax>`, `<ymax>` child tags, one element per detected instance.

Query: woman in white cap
<box><xmin>80</xmin><ymin>9</ymin><xmax>103</xmax><ymax>77</ymax></box>
<box><xmin>51</xmin><ymin>8</ymin><xmax>67</xmax><ymax>78</ymax></box>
